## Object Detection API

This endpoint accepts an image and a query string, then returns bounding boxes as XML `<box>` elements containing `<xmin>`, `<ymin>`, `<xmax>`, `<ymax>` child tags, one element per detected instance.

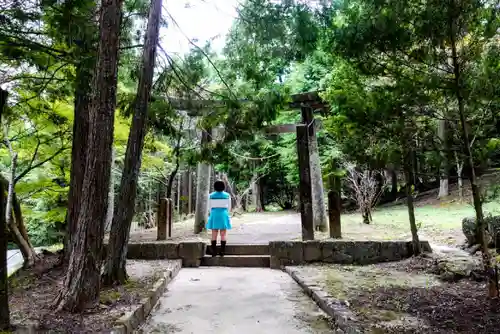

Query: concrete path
<box><xmin>138</xmin><ymin>267</ymin><xmax>332</xmax><ymax>334</ymax></box>
<box><xmin>226</xmin><ymin>212</ymin><xmax>302</xmax><ymax>244</ymax></box>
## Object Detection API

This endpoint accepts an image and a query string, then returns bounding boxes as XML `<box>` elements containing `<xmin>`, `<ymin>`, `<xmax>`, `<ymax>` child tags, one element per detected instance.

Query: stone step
<box><xmin>200</xmin><ymin>255</ymin><xmax>270</xmax><ymax>267</ymax></box>
<box><xmin>205</xmin><ymin>244</ymin><xmax>269</xmax><ymax>256</ymax></box>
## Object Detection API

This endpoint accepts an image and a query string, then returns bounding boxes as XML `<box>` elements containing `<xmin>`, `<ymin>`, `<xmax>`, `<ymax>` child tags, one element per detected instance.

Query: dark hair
<box><xmin>214</xmin><ymin>180</ymin><xmax>225</xmax><ymax>192</ymax></box>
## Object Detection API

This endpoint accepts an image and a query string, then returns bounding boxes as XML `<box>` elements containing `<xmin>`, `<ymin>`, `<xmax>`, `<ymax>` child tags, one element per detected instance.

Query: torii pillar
<box><xmin>194</xmin><ymin>127</ymin><xmax>212</xmax><ymax>234</ymax></box>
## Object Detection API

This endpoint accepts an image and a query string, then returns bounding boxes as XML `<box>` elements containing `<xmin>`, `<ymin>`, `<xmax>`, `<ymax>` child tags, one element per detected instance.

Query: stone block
<box><xmin>178</xmin><ymin>242</ymin><xmax>205</xmax><ymax>267</ymax></box>
<box><xmin>269</xmin><ymin>241</ymin><xmax>304</xmax><ymax>269</ymax></box>
<box><xmin>126</xmin><ymin>243</ymin><xmax>143</xmax><ymax>259</ymax></box>
<box><xmin>321</xmin><ymin>241</ymin><xmax>354</xmax><ymax>264</ymax></box>
<box><xmin>379</xmin><ymin>241</ymin><xmax>410</xmax><ymax>262</ymax></box>
<box><xmin>420</xmin><ymin>241</ymin><xmax>432</xmax><ymax>253</ymax></box>
<box><xmin>350</xmin><ymin>241</ymin><xmax>382</xmax><ymax>265</ymax></box>
<box><xmin>140</xmin><ymin>243</ymin><xmax>160</xmax><ymax>259</ymax></box>
<box><xmin>157</xmin><ymin>242</ymin><xmax>179</xmax><ymax>259</ymax></box>
<box><xmin>303</xmin><ymin>240</ymin><xmax>322</xmax><ymax>262</ymax></box>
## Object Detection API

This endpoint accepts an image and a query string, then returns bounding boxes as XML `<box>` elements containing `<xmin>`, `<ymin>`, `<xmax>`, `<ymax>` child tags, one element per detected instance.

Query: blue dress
<box><xmin>206</xmin><ymin>191</ymin><xmax>232</xmax><ymax>230</ymax></box>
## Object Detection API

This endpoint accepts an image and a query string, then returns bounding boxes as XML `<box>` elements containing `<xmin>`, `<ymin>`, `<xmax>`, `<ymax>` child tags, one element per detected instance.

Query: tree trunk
<box><xmin>64</xmin><ymin>62</ymin><xmax>93</xmax><ymax>266</ymax></box>
<box><xmin>191</xmin><ymin>171</ymin><xmax>196</xmax><ymax>213</ymax></box>
<box><xmin>188</xmin><ymin>169</ymin><xmax>193</xmax><ymax>213</ymax></box>
<box><xmin>181</xmin><ymin>169</ymin><xmax>189</xmax><ymax>215</ymax></box>
<box><xmin>438</xmin><ymin>119</ymin><xmax>450</xmax><ymax>198</ymax></box>
<box><xmin>105</xmin><ymin>149</ymin><xmax>115</xmax><ymax>232</ymax></box>
<box><xmin>11</xmin><ymin>193</ymin><xmax>37</xmax><ymax>266</ymax></box>
<box><xmin>176</xmin><ymin>173</ymin><xmax>181</xmax><ymax>215</ymax></box>
<box><xmin>54</xmin><ymin>0</ymin><xmax>123</xmax><ymax>311</ymax></box>
<box><xmin>0</xmin><ymin>186</ymin><xmax>8</xmax><ymax>330</ymax></box>
<box><xmin>242</xmin><ymin>193</ymin><xmax>247</xmax><ymax>211</ymax></box>
<box><xmin>259</xmin><ymin>178</ymin><xmax>266</xmax><ymax>211</ymax></box>
<box><xmin>449</xmin><ymin>3</ymin><xmax>495</xmax><ymax>297</ymax></box>
<box><xmin>166</xmin><ymin>165</ymin><xmax>179</xmax><ymax>199</ymax></box>
<box><xmin>252</xmin><ymin>174</ymin><xmax>263</xmax><ymax>212</ymax></box>
<box><xmin>13</xmin><ymin>193</ymin><xmax>32</xmax><ymax>248</ymax></box>
<box><xmin>0</xmin><ymin>89</ymin><xmax>10</xmax><ymax>331</ymax></box>
<box><xmin>387</xmin><ymin>166</ymin><xmax>398</xmax><ymax>197</ymax></box>
<box><xmin>361</xmin><ymin>208</ymin><xmax>373</xmax><ymax>225</ymax></box>
<box><xmin>221</xmin><ymin>173</ymin><xmax>237</xmax><ymax>211</ymax></box>
<box><xmin>455</xmin><ymin>152</ymin><xmax>464</xmax><ymax>198</ymax></box>
<box><xmin>102</xmin><ymin>0</ymin><xmax>162</xmax><ymax>286</ymax></box>
<box><xmin>301</xmin><ymin>106</ymin><xmax>328</xmax><ymax>232</ymax></box>
<box><xmin>194</xmin><ymin>128</ymin><xmax>212</xmax><ymax>233</ymax></box>
<box><xmin>403</xmin><ymin>147</ymin><xmax>421</xmax><ymax>255</ymax></box>
<box><xmin>2</xmin><ymin>134</ymin><xmax>38</xmax><ymax>267</ymax></box>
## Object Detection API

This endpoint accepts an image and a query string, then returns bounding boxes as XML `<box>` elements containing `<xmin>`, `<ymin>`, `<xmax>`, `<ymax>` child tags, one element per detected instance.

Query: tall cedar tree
<box><xmin>0</xmin><ymin>88</ymin><xmax>10</xmax><ymax>330</ymax></box>
<box><xmin>102</xmin><ymin>0</ymin><xmax>162</xmax><ymax>285</ymax></box>
<box><xmin>54</xmin><ymin>0</ymin><xmax>124</xmax><ymax>311</ymax></box>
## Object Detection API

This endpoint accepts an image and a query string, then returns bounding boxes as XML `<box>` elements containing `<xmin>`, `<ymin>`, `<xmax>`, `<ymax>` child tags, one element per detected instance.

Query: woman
<box><xmin>206</xmin><ymin>180</ymin><xmax>232</xmax><ymax>257</ymax></box>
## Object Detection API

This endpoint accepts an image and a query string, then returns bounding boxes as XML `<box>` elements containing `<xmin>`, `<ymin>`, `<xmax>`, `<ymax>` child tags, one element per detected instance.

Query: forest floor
<box><xmin>289</xmin><ymin>256</ymin><xmax>500</xmax><ymax>333</ymax></box>
<box><xmin>8</xmin><ymin>254</ymin><xmax>178</xmax><ymax>332</ymax></box>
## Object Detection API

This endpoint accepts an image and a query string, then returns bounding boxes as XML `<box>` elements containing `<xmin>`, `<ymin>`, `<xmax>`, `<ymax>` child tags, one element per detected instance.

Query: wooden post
<box><xmin>328</xmin><ymin>174</ymin><xmax>342</xmax><ymax>238</ymax></box>
<box><xmin>300</xmin><ymin>105</ymin><xmax>328</xmax><ymax>232</ymax></box>
<box><xmin>296</xmin><ymin>124</ymin><xmax>314</xmax><ymax>241</ymax></box>
<box><xmin>167</xmin><ymin>198</ymin><xmax>173</xmax><ymax>238</ymax></box>
<box><xmin>157</xmin><ymin>197</ymin><xmax>167</xmax><ymax>240</ymax></box>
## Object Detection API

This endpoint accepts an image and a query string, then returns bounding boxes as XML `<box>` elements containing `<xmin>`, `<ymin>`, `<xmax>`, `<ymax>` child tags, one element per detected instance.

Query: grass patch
<box><xmin>324</xmin><ymin>265</ymin><xmax>439</xmax><ymax>301</ymax></box>
<box><xmin>314</xmin><ymin>201</ymin><xmax>500</xmax><ymax>245</ymax></box>
<box><xmin>317</xmin><ymin>263</ymin><xmax>441</xmax><ymax>331</ymax></box>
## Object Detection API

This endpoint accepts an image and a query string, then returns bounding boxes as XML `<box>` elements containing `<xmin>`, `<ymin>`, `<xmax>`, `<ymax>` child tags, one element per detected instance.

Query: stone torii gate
<box><xmin>157</xmin><ymin>91</ymin><xmax>340</xmax><ymax>240</ymax></box>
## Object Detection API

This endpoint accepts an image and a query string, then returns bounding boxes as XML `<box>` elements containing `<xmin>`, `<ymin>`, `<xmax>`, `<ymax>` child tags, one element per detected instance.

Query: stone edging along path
<box><xmin>284</xmin><ymin>266</ymin><xmax>363</xmax><ymax>334</ymax></box>
<box><xmin>111</xmin><ymin>259</ymin><xmax>182</xmax><ymax>334</ymax></box>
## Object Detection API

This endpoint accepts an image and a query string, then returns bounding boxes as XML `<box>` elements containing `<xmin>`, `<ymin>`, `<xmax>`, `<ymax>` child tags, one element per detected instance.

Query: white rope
<box><xmin>228</xmin><ymin>149</ymin><xmax>280</xmax><ymax>161</ymax></box>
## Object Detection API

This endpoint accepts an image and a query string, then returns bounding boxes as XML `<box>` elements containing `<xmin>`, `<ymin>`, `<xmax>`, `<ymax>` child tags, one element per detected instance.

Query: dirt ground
<box><xmin>292</xmin><ymin>257</ymin><xmax>500</xmax><ymax>334</ymax></box>
<box><xmin>8</xmin><ymin>254</ymin><xmax>177</xmax><ymax>333</ymax></box>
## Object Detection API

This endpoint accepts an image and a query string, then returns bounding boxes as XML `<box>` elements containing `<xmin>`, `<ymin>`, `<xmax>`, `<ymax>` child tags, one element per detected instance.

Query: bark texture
<box><xmin>404</xmin><ymin>147</ymin><xmax>421</xmax><ymax>255</ymax></box>
<box><xmin>54</xmin><ymin>0</ymin><xmax>123</xmax><ymax>312</ymax></box>
<box><xmin>105</xmin><ymin>149</ymin><xmax>115</xmax><ymax>232</ymax></box>
<box><xmin>0</xmin><ymin>88</ymin><xmax>10</xmax><ymax>330</ymax></box>
<box><xmin>102</xmin><ymin>0</ymin><xmax>162</xmax><ymax>286</ymax></box>
<box><xmin>301</xmin><ymin>107</ymin><xmax>327</xmax><ymax>232</ymax></box>
<box><xmin>2</xmin><ymin>133</ymin><xmax>38</xmax><ymax>266</ymax></box>
<box><xmin>64</xmin><ymin>62</ymin><xmax>93</xmax><ymax>265</ymax></box>
<box><xmin>252</xmin><ymin>173</ymin><xmax>263</xmax><ymax>212</ymax></box>
<box><xmin>438</xmin><ymin>118</ymin><xmax>450</xmax><ymax>198</ymax></box>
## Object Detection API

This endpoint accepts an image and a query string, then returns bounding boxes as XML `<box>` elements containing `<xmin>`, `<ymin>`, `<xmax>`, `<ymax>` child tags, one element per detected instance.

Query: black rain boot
<box><xmin>211</xmin><ymin>240</ymin><xmax>217</xmax><ymax>257</ymax></box>
<box><xmin>220</xmin><ymin>240</ymin><xmax>226</xmax><ymax>257</ymax></box>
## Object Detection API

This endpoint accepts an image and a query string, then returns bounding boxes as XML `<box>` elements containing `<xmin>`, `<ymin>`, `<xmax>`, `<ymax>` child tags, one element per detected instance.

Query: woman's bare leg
<box><xmin>220</xmin><ymin>229</ymin><xmax>227</xmax><ymax>241</ymax></box>
<box><xmin>211</xmin><ymin>229</ymin><xmax>219</xmax><ymax>241</ymax></box>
